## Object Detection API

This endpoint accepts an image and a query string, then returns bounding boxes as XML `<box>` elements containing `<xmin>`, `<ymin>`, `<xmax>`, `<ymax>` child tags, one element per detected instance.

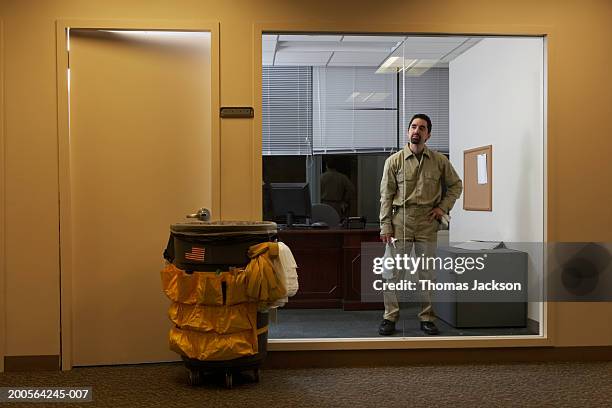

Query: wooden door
<box><xmin>67</xmin><ymin>29</ymin><xmax>213</xmax><ymax>365</ymax></box>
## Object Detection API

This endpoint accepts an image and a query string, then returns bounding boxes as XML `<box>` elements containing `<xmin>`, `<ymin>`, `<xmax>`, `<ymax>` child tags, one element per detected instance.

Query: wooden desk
<box><xmin>278</xmin><ymin>228</ymin><xmax>383</xmax><ymax>310</ymax></box>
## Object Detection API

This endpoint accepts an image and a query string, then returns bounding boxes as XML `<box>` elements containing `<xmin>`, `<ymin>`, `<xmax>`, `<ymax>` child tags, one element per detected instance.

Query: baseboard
<box><xmin>4</xmin><ymin>355</ymin><xmax>60</xmax><ymax>372</ymax></box>
<box><xmin>4</xmin><ymin>347</ymin><xmax>610</xmax><ymax>372</ymax></box>
<box><xmin>264</xmin><ymin>346</ymin><xmax>612</xmax><ymax>369</ymax></box>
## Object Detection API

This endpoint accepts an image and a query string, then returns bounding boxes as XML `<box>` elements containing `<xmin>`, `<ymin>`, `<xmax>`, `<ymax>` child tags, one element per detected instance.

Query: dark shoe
<box><xmin>420</xmin><ymin>321</ymin><xmax>439</xmax><ymax>335</ymax></box>
<box><xmin>379</xmin><ymin>319</ymin><xmax>396</xmax><ymax>336</ymax></box>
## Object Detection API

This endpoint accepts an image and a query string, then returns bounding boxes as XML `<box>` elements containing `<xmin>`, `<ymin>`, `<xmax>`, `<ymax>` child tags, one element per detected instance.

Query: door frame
<box><xmin>0</xmin><ymin>19</ymin><xmax>6</xmax><ymax>373</ymax></box>
<box><xmin>55</xmin><ymin>19</ymin><xmax>220</xmax><ymax>370</ymax></box>
<box><xmin>252</xmin><ymin>22</ymin><xmax>553</xmax><ymax>350</ymax></box>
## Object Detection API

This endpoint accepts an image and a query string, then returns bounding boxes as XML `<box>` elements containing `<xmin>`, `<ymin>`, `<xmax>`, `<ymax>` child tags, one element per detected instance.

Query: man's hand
<box><xmin>380</xmin><ymin>233</ymin><xmax>394</xmax><ymax>243</ymax></box>
<box><xmin>428</xmin><ymin>207</ymin><xmax>445</xmax><ymax>222</ymax></box>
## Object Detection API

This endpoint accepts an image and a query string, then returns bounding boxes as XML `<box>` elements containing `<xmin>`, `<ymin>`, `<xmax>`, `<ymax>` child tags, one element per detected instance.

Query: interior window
<box><xmin>262</xmin><ymin>33</ymin><xmax>545</xmax><ymax>341</ymax></box>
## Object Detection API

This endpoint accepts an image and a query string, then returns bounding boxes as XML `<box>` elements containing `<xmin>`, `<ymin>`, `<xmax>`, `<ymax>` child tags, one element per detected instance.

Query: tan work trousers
<box><xmin>383</xmin><ymin>206</ymin><xmax>438</xmax><ymax>323</ymax></box>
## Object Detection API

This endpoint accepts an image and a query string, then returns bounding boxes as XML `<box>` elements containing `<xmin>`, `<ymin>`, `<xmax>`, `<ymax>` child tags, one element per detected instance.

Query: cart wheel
<box><xmin>187</xmin><ymin>369</ymin><xmax>201</xmax><ymax>386</ymax></box>
<box><xmin>224</xmin><ymin>372</ymin><xmax>233</xmax><ymax>389</ymax></box>
<box><xmin>253</xmin><ymin>368</ymin><xmax>260</xmax><ymax>382</ymax></box>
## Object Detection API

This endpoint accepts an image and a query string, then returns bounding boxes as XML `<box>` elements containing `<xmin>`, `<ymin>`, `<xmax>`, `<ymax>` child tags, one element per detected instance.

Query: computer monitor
<box><xmin>267</xmin><ymin>182</ymin><xmax>312</xmax><ymax>226</ymax></box>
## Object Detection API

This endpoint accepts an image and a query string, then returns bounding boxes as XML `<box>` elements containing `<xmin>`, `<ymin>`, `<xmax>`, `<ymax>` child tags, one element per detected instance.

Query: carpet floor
<box><xmin>269</xmin><ymin>307</ymin><xmax>538</xmax><ymax>338</ymax></box>
<box><xmin>1</xmin><ymin>361</ymin><xmax>610</xmax><ymax>407</ymax></box>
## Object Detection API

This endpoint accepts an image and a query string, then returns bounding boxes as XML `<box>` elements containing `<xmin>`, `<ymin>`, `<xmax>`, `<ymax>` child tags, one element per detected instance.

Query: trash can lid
<box><xmin>170</xmin><ymin>220</ymin><xmax>277</xmax><ymax>235</ymax></box>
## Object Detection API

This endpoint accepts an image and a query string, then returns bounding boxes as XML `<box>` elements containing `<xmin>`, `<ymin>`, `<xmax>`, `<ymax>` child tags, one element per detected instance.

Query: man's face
<box><xmin>408</xmin><ymin>118</ymin><xmax>431</xmax><ymax>146</ymax></box>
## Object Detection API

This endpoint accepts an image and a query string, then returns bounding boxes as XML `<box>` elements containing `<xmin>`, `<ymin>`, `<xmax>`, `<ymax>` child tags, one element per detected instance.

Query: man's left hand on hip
<box><xmin>428</xmin><ymin>207</ymin><xmax>445</xmax><ymax>222</ymax></box>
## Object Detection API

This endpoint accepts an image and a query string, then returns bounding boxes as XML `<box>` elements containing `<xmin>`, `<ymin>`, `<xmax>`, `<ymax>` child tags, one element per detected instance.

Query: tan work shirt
<box><xmin>379</xmin><ymin>144</ymin><xmax>463</xmax><ymax>235</ymax></box>
<box><xmin>321</xmin><ymin>169</ymin><xmax>354</xmax><ymax>203</ymax></box>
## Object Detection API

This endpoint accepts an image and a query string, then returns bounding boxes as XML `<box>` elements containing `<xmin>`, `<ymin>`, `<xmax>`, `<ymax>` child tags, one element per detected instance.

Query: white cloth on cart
<box><xmin>269</xmin><ymin>242</ymin><xmax>299</xmax><ymax>307</ymax></box>
<box><xmin>278</xmin><ymin>242</ymin><xmax>299</xmax><ymax>296</ymax></box>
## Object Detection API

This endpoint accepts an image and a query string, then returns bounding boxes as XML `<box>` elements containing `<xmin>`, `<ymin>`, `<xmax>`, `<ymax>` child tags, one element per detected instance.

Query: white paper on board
<box><xmin>477</xmin><ymin>153</ymin><xmax>488</xmax><ymax>184</ymax></box>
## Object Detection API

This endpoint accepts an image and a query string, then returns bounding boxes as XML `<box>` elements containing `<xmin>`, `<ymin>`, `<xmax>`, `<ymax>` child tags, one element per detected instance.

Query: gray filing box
<box><xmin>434</xmin><ymin>246</ymin><xmax>528</xmax><ymax>328</ymax></box>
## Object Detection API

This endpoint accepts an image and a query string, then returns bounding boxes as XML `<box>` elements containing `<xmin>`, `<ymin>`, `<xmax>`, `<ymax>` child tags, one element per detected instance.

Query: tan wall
<box><xmin>1</xmin><ymin>0</ymin><xmax>611</xmax><ymax>359</ymax></box>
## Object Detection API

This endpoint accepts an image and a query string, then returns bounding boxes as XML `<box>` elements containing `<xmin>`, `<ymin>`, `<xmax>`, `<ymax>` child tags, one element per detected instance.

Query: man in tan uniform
<box><xmin>379</xmin><ymin>114</ymin><xmax>462</xmax><ymax>335</ymax></box>
<box><xmin>320</xmin><ymin>157</ymin><xmax>355</xmax><ymax>219</ymax></box>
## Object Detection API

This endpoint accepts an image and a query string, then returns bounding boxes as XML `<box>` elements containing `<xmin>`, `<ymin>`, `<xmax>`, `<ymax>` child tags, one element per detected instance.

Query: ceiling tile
<box><xmin>264</xmin><ymin>34</ymin><xmax>481</xmax><ymax>67</ymax></box>
<box><xmin>274</xmin><ymin>51</ymin><xmax>332</xmax><ymax>66</ymax></box>
<box><xmin>277</xmin><ymin>41</ymin><xmax>398</xmax><ymax>53</ymax></box>
<box><xmin>328</xmin><ymin>52</ymin><xmax>392</xmax><ymax>67</ymax></box>
<box><xmin>278</xmin><ymin>34</ymin><xmax>342</xmax><ymax>42</ymax></box>
<box><xmin>341</xmin><ymin>35</ymin><xmax>405</xmax><ymax>43</ymax></box>
<box><xmin>262</xmin><ymin>54</ymin><xmax>274</xmax><ymax>66</ymax></box>
<box><xmin>262</xmin><ymin>41</ymin><xmax>276</xmax><ymax>52</ymax></box>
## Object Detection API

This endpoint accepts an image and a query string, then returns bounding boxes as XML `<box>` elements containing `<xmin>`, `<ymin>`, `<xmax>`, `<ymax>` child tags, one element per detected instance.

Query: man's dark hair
<box><xmin>409</xmin><ymin>113</ymin><xmax>432</xmax><ymax>133</ymax></box>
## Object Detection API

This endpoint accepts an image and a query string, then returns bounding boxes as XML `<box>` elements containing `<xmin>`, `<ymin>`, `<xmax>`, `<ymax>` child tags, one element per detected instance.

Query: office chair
<box><xmin>311</xmin><ymin>203</ymin><xmax>341</xmax><ymax>227</ymax></box>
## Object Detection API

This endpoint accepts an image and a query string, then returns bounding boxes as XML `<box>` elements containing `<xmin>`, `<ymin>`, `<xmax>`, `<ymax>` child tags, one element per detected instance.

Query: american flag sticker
<box><xmin>185</xmin><ymin>246</ymin><xmax>206</xmax><ymax>262</ymax></box>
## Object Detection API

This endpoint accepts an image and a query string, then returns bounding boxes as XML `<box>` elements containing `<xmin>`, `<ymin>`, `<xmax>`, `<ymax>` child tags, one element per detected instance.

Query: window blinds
<box><xmin>399</xmin><ymin>68</ymin><xmax>449</xmax><ymax>153</ymax></box>
<box><xmin>261</xmin><ymin>66</ymin><xmax>449</xmax><ymax>155</ymax></box>
<box><xmin>262</xmin><ymin>66</ymin><xmax>313</xmax><ymax>156</ymax></box>
<box><xmin>313</xmin><ymin>67</ymin><xmax>398</xmax><ymax>154</ymax></box>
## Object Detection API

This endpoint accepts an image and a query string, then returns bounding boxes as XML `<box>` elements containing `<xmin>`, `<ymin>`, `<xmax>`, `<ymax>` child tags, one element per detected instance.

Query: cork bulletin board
<box><xmin>463</xmin><ymin>145</ymin><xmax>492</xmax><ymax>211</ymax></box>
